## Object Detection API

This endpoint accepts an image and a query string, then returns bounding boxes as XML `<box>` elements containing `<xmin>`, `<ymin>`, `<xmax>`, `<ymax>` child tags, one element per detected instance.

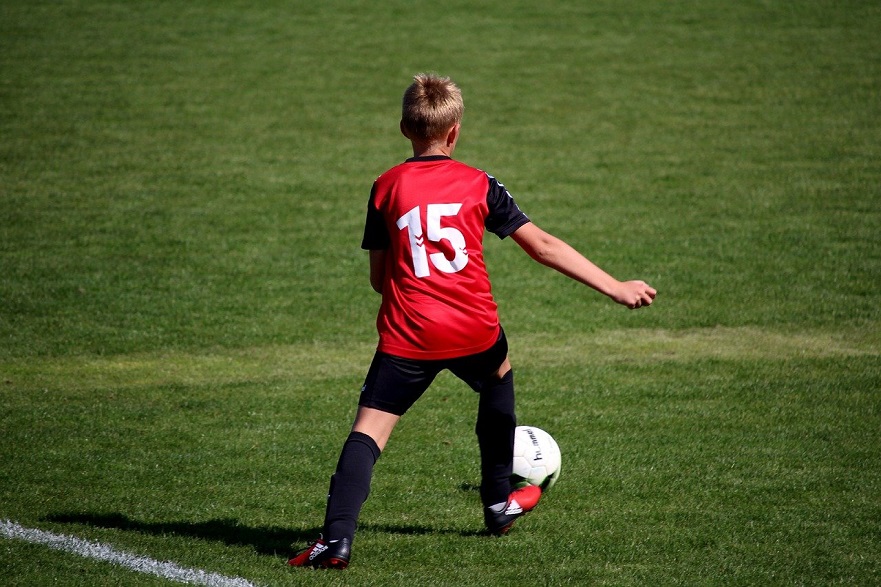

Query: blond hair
<box><xmin>401</xmin><ymin>73</ymin><xmax>463</xmax><ymax>142</ymax></box>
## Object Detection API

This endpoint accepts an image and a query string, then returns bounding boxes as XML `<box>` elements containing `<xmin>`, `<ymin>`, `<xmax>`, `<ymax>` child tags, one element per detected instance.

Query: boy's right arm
<box><xmin>510</xmin><ymin>222</ymin><xmax>656</xmax><ymax>309</ymax></box>
<box><xmin>369</xmin><ymin>249</ymin><xmax>387</xmax><ymax>294</ymax></box>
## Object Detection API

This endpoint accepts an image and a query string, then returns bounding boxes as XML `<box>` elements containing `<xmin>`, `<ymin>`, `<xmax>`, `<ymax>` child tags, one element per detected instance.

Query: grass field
<box><xmin>2</xmin><ymin>0</ymin><xmax>880</xmax><ymax>585</ymax></box>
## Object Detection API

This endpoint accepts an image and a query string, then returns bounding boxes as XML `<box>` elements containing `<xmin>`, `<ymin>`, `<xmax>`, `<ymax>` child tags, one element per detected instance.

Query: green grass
<box><xmin>2</xmin><ymin>0</ymin><xmax>880</xmax><ymax>585</ymax></box>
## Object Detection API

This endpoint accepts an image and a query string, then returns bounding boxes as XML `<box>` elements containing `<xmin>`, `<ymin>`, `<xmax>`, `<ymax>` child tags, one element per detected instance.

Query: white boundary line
<box><xmin>1</xmin><ymin>519</ymin><xmax>259</xmax><ymax>587</ymax></box>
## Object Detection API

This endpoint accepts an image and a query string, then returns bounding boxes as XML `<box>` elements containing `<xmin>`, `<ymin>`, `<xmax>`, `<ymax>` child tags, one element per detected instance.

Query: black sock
<box><xmin>475</xmin><ymin>369</ymin><xmax>516</xmax><ymax>508</ymax></box>
<box><xmin>323</xmin><ymin>431</ymin><xmax>381</xmax><ymax>543</ymax></box>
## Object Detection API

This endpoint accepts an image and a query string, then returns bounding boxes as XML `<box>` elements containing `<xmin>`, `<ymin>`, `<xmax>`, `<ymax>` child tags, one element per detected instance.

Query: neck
<box><xmin>412</xmin><ymin>144</ymin><xmax>452</xmax><ymax>158</ymax></box>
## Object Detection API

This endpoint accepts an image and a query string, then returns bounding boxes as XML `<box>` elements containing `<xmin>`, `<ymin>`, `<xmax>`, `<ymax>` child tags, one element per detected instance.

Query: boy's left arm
<box><xmin>510</xmin><ymin>222</ymin><xmax>655</xmax><ymax>309</ymax></box>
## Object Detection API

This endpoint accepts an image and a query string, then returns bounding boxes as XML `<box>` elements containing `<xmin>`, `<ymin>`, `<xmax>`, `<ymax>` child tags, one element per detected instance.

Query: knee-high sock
<box><xmin>475</xmin><ymin>369</ymin><xmax>516</xmax><ymax>507</ymax></box>
<box><xmin>323</xmin><ymin>431</ymin><xmax>381</xmax><ymax>543</ymax></box>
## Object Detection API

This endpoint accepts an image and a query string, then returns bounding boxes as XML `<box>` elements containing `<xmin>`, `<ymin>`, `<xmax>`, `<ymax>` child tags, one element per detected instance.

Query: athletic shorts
<box><xmin>358</xmin><ymin>328</ymin><xmax>509</xmax><ymax>416</ymax></box>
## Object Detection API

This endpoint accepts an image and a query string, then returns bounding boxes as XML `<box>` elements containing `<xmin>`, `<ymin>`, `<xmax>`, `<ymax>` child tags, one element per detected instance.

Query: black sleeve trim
<box><xmin>361</xmin><ymin>183</ymin><xmax>390</xmax><ymax>250</ymax></box>
<box><xmin>484</xmin><ymin>174</ymin><xmax>530</xmax><ymax>239</ymax></box>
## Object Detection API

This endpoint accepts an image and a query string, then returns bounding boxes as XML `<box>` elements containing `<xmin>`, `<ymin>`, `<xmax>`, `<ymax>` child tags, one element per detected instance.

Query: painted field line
<box><xmin>1</xmin><ymin>519</ymin><xmax>259</xmax><ymax>587</ymax></box>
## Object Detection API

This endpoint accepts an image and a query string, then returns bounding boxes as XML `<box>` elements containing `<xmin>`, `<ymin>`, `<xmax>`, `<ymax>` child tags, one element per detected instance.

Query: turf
<box><xmin>2</xmin><ymin>0</ymin><xmax>880</xmax><ymax>585</ymax></box>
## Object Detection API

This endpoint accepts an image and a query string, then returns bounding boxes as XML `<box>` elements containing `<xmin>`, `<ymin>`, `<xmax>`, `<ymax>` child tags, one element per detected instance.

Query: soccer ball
<box><xmin>511</xmin><ymin>425</ymin><xmax>561</xmax><ymax>490</ymax></box>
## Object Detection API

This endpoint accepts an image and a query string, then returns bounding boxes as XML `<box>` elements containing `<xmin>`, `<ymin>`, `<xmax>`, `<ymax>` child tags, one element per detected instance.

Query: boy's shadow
<box><xmin>44</xmin><ymin>512</ymin><xmax>318</xmax><ymax>556</ymax></box>
<box><xmin>44</xmin><ymin>512</ymin><xmax>483</xmax><ymax>556</ymax></box>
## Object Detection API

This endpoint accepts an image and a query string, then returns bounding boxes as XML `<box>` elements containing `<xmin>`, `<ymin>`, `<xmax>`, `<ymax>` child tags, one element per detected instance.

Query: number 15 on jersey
<box><xmin>396</xmin><ymin>203</ymin><xmax>469</xmax><ymax>278</ymax></box>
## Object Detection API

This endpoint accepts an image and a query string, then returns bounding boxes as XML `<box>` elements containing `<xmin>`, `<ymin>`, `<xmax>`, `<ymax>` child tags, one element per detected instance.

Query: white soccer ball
<box><xmin>511</xmin><ymin>425</ymin><xmax>561</xmax><ymax>490</ymax></box>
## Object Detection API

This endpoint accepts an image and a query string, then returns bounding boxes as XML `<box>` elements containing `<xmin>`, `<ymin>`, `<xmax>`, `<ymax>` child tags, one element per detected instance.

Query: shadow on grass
<box><xmin>43</xmin><ymin>512</ymin><xmax>486</xmax><ymax>555</ymax></box>
<box><xmin>43</xmin><ymin>512</ymin><xmax>318</xmax><ymax>556</ymax></box>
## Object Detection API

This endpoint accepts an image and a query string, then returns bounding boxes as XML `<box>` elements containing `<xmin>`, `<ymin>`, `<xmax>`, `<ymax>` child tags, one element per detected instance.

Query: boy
<box><xmin>289</xmin><ymin>73</ymin><xmax>656</xmax><ymax>570</ymax></box>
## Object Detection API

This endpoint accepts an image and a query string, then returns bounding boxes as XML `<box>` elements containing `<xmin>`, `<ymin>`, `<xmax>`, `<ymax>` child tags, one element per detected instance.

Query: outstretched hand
<box><xmin>613</xmin><ymin>280</ymin><xmax>657</xmax><ymax>309</ymax></box>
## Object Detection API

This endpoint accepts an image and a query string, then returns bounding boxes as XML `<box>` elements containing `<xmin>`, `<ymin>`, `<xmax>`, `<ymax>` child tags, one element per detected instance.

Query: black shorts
<box><xmin>358</xmin><ymin>328</ymin><xmax>509</xmax><ymax>416</ymax></box>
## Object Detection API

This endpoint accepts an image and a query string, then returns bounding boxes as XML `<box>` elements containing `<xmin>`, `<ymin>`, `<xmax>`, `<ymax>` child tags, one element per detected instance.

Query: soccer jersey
<box><xmin>361</xmin><ymin>155</ymin><xmax>529</xmax><ymax>360</ymax></box>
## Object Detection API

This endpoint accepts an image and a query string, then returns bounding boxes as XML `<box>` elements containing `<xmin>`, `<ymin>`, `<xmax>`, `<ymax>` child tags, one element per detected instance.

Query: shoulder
<box><xmin>374</xmin><ymin>161</ymin><xmax>410</xmax><ymax>185</ymax></box>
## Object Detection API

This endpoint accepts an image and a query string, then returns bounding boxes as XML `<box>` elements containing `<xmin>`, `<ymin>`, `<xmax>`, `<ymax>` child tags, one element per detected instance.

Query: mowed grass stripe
<box><xmin>3</xmin><ymin>327</ymin><xmax>877</xmax><ymax>392</ymax></box>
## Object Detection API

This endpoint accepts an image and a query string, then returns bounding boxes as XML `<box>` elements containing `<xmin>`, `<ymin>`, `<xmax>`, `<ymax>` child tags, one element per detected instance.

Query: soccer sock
<box><xmin>323</xmin><ymin>431</ymin><xmax>381</xmax><ymax>543</ymax></box>
<box><xmin>475</xmin><ymin>369</ymin><xmax>516</xmax><ymax>508</ymax></box>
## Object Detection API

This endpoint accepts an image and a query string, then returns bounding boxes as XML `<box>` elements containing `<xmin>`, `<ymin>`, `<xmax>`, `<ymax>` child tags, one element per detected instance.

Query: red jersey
<box><xmin>361</xmin><ymin>156</ymin><xmax>529</xmax><ymax>360</ymax></box>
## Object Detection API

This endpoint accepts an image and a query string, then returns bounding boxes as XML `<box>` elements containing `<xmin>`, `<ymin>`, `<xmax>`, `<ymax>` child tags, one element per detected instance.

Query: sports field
<box><xmin>2</xmin><ymin>1</ymin><xmax>879</xmax><ymax>585</ymax></box>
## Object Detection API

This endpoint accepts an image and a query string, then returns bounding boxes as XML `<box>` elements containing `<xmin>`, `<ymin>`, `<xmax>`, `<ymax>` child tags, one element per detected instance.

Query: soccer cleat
<box><xmin>484</xmin><ymin>484</ymin><xmax>542</xmax><ymax>535</ymax></box>
<box><xmin>288</xmin><ymin>535</ymin><xmax>351</xmax><ymax>569</ymax></box>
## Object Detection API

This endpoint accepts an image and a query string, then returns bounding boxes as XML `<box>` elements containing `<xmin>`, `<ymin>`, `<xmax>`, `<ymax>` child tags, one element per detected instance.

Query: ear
<box><xmin>446</xmin><ymin>122</ymin><xmax>460</xmax><ymax>147</ymax></box>
<box><xmin>400</xmin><ymin>119</ymin><xmax>410</xmax><ymax>139</ymax></box>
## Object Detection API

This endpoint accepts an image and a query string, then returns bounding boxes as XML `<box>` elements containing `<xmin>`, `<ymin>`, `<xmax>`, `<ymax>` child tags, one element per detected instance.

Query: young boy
<box><xmin>289</xmin><ymin>73</ymin><xmax>656</xmax><ymax>570</ymax></box>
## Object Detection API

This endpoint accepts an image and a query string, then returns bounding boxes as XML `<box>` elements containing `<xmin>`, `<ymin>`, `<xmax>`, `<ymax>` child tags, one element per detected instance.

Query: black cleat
<box><xmin>288</xmin><ymin>535</ymin><xmax>351</xmax><ymax>569</ymax></box>
<box><xmin>483</xmin><ymin>485</ymin><xmax>541</xmax><ymax>536</ymax></box>
<box><xmin>484</xmin><ymin>485</ymin><xmax>542</xmax><ymax>535</ymax></box>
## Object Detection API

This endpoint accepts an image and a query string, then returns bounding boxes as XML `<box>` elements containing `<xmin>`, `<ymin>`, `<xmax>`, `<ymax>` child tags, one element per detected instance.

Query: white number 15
<box><xmin>395</xmin><ymin>203</ymin><xmax>469</xmax><ymax>277</ymax></box>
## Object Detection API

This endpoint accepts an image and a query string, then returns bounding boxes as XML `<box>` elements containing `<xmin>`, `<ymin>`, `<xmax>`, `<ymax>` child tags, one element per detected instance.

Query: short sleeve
<box><xmin>361</xmin><ymin>184</ymin><xmax>390</xmax><ymax>250</ymax></box>
<box><xmin>484</xmin><ymin>174</ymin><xmax>530</xmax><ymax>239</ymax></box>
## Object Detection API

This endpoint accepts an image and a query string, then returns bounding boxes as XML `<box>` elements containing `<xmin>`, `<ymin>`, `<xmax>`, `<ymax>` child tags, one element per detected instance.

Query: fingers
<box><xmin>628</xmin><ymin>281</ymin><xmax>657</xmax><ymax>310</ymax></box>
